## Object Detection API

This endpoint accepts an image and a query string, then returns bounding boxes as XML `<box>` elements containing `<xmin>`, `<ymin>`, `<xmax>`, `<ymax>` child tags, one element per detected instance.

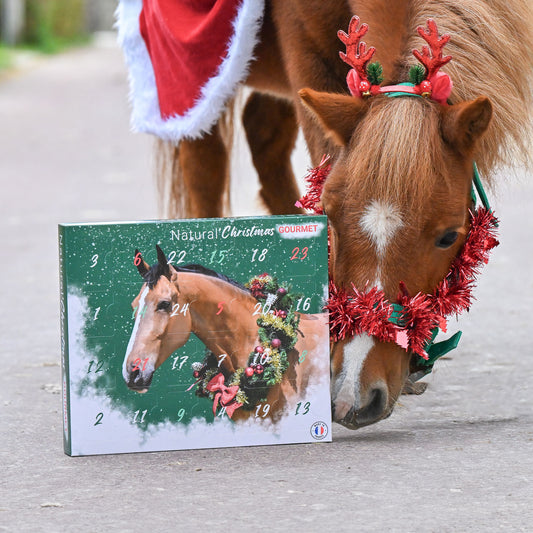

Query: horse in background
<box><xmin>150</xmin><ymin>0</ymin><xmax>533</xmax><ymax>427</ymax></box>
<box><xmin>122</xmin><ymin>245</ymin><xmax>329</xmax><ymax>422</ymax></box>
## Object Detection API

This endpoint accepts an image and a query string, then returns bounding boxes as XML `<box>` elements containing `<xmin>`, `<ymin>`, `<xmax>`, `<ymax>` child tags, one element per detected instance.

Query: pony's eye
<box><xmin>436</xmin><ymin>231</ymin><xmax>459</xmax><ymax>249</ymax></box>
<box><xmin>156</xmin><ymin>300</ymin><xmax>172</xmax><ymax>312</ymax></box>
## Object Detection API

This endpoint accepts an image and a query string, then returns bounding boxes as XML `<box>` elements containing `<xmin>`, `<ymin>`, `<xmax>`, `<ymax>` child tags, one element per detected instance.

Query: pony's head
<box><xmin>299</xmin><ymin>18</ymin><xmax>493</xmax><ymax>428</ymax></box>
<box><xmin>123</xmin><ymin>245</ymin><xmax>192</xmax><ymax>393</ymax></box>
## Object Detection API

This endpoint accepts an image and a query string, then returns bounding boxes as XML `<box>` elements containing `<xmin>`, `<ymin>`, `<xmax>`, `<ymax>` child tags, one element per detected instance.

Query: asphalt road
<box><xmin>1</xmin><ymin>37</ymin><xmax>532</xmax><ymax>532</ymax></box>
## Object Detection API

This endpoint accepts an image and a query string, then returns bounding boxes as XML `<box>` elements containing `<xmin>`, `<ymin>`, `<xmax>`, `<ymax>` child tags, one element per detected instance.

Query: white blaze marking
<box><xmin>360</xmin><ymin>200</ymin><xmax>403</xmax><ymax>258</ymax></box>
<box><xmin>123</xmin><ymin>286</ymin><xmax>149</xmax><ymax>381</ymax></box>
<box><xmin>332</xmin><ymin>334</ymin><xmax>374</xmax><ymax>420</ymax></box>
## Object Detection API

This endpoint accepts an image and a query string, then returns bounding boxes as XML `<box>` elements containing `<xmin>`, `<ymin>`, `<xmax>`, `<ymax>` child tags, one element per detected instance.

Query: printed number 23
<box><xmin>291</xmin><ymin>247</ymin><xmax>308</xmax><ymax>261</ymax></box>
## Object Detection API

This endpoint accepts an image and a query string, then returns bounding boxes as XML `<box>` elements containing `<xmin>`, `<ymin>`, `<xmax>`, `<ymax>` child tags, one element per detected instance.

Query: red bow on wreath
<box><xmin>206</xmin><ymin>373</ymin><xmax>243</xmax><ymax>418</ymax></box>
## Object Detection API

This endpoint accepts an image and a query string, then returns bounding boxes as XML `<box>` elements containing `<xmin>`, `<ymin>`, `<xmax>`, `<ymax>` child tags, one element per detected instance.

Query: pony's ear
<box><xmin>134</xmin><ymin>249</ymin><xmax>149</xmax><ymax>278</ymax></box>
<box><xmin>169</xmin><ymin>264</ymin><xmax>180</xmax><ymax>291</ymax></box>
<box><xmin>441</xmin><ymin>96</ymin><xmax>493</xmax><ymax>154</ymax></box>
<box><xmin>155</xmin><ymin>244</ymin><xmax>171</xmax><ymax>279</ymax></box>
<box><xmin>299</xmin><ymin>88</ymin><xmax>368</xmax><ymax>146</ymax></box>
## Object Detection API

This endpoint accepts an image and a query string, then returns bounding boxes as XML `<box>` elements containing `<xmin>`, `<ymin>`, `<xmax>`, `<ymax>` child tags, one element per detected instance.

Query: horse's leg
<box><xmin>156</xmin><ymin>120</ymin><xmax>230</xmax><ymax>218</ymax></box>
<box><xmin>242</xmin><ymin>92</ymin><xmax>301</xmax><ymax>214</ymax></box>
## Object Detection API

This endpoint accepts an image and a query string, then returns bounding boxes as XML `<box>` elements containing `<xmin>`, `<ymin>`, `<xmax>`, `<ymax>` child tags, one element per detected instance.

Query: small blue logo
<box><xmin>310</xmin><ymin>421</ymin><xmax>329</xmax><ymax>440</ymax></box>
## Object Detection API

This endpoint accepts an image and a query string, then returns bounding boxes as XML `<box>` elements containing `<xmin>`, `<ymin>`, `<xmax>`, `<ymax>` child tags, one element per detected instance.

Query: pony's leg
<box><xmin>178</xmin><ymin>122</ymin><xmax>229</xmax><ymax>218</ymax></box>
<box><xmin>242</xmin><ymin>92</ymin><xmax>301</xmax><ymax>214</ymax></box>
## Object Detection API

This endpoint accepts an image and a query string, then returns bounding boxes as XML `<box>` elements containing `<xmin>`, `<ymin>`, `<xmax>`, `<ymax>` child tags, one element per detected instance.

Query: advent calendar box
<box><xmin>59</xmin><ymin>215</ymin><xmax>331</xmax><ymax>456</ymax></box>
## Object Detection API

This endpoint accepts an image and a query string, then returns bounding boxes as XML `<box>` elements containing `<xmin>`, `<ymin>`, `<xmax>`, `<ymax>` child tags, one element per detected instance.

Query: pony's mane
<box><xmin>402</xmin><ymin>0</ymin><xmax>533</xmax><ymax>179</ymax></box>
<box><xmin>144</xmin><ymin>262</ymin><xmax>250</xmax><ymax>293</ymax></box>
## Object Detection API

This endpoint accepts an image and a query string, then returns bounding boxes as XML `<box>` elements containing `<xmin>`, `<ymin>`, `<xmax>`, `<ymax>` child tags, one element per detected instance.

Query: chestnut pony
<box><xmin>155</xmin><ymin>0</ymin><xmax>533</xmax><ymax>427</ymax></box>
<box><xmin>122</xmin><ymin>246</ymin><xmax>329</xmax><ymax>421</ymax></box>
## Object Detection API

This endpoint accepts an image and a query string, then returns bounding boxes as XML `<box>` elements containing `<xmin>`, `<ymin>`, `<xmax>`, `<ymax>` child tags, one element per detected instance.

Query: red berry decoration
<box><xmin>277</xmin><ymin>287</ymin><xmax>287</xmax><ymax>296</ymax></box>
<box><xmin>279</xmin><ymin>311</ymin><xmax>287</xmax><ymax>319</ymax></box>
<box><xmin>193</xmin><ymin>371</ymin><xmax>199</xmax><ymax>378</ymax></box>
<box><xmin>255</xmin><ymin>364</ymin><xmax>264</xmax><ymax>375</ymax></box>
<box><xmin>255</xmin><ymin>346</ymin><xmax>264</xmax><ymax>354</ymax></box>
<box><xmin>245</xmin><ymin>367</ymin><xmax>255</xmax><ymax>377</ymax></box>
<box><xmin>359</xmin><ymin>80</ymin><xmax>371</xmax><ymax>93</ymax></box>
<box><xmin>271</xmin><ymin>338</ymin><xmax>282</xmax><ymax>349</ymax></box>
<box><xmin>419</xmin><ymin>80</ymin><xmax>432</xmax><ymax>95</ymax></box>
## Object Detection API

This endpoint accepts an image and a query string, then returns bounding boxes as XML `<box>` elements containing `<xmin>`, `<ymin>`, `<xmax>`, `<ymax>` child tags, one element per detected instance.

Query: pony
<box><xmin>154</xmin><ymin>0</ymin><xmax>533</xmax><ymax>427</ymax></box>
<box><xmin>122</xmin><ymin>245</ymin><xmax>329</xmax><ymax>422</ymax></box>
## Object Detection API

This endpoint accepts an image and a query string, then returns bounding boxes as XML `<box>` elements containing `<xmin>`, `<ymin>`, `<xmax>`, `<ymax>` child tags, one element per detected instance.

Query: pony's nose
<box><xmin>353</xmin><ymin>382</ymin><xmax>389</xmax><ymax>426</ymax></box>
<box><xmin>336</xmin><ymin>381</ymin><xmax>389</xmax><ymax>428</ymax></box>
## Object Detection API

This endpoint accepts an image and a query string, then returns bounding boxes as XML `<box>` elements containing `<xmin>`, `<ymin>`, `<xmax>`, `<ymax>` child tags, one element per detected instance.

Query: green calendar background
<box><xmin>59</xmin><ymin>215</ymin><xmax>331</xmax><ymax>456</ymax></box>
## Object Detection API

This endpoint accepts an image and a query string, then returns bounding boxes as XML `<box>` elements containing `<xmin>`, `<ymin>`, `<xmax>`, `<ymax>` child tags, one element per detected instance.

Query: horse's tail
<box><xmin>407</xmin><ymin>0</ymin><xmax>533</xmax><ymax>178</ymax></box>
<box><xmin>154</xmin><ymin>98</ymin><xmax>235</xmax><ymax>218</ymax></box>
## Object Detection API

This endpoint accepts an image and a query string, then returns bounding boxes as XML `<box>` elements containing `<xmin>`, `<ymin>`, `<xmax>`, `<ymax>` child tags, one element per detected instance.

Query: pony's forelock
<box><xmin>344</xmin><ymin>96</ymin><xmax>448</xmax><ymax>214</ymax></box>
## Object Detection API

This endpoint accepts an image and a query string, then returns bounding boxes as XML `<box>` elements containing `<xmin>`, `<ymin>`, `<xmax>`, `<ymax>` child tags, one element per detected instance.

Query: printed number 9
<box><xmin>177</xmin><ymin>408</ymin><xmax>185</xmax><ymax>422</ymax></box>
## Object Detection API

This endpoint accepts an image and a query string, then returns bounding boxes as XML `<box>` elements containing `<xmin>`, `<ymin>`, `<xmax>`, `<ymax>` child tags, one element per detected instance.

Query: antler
<box><xmin>338</xmin><ymin>16</ymin><xmax>376</xmax><ymax>79</ymax></box>
<box><xmin>412</xmin><ymin>19</ymin><xmax>452</xmax><ymax>79</ymax></box>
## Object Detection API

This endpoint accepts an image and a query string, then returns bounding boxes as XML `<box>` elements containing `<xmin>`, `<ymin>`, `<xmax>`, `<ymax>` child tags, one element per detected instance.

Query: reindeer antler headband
<box><xmin>338</xmin><ymin>17</ymin><xmax>453</xmax><ymax>104</ymax></box>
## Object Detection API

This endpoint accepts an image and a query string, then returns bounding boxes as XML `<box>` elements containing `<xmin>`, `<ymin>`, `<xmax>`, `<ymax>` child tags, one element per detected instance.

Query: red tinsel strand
<box><xmin>350</xmin><ymin>284</ymin><xmax>398</xmax><ymax>342</ymax></box>
<box><xmin>326</xmin><ymin>281</ymin><xmax>359</xmax><ymax>341</ymax></box>
<box><xmin>299</xmin><ymin>160</ymin><xmax>500</xmax><ymax>355</ymax></box>
<box><xmin>295</xmin><ymin>155</ymin><xmax>331</xmax><ymax>214</ymax></box>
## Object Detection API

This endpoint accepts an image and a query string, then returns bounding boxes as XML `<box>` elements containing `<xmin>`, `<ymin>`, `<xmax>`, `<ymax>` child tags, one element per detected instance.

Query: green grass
<box><xmin>0</xmin><ymin>46</ymin><xmax>13</xmax><ymax>72</ymax></box>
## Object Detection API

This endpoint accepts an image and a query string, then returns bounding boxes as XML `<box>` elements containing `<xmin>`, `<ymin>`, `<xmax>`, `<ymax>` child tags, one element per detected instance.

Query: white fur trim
<box><xmin>116</xmin><ymin>0</ymin><xmax>265</xmax><ymax>142</ymax></box>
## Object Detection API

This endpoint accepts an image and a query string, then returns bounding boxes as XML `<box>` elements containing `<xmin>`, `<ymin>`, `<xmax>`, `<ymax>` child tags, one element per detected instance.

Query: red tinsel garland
<box><xmin>299</xmin><ymin>161</ymin><xmax>499</xmax><ymax>359</ymax></box>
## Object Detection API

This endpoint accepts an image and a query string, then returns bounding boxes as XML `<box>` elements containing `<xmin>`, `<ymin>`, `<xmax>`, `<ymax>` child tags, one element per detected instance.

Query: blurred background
<box><xmin>1</xmin><ymin>0</ymin><xmax>114</xmax><ymax>50</ymax></box>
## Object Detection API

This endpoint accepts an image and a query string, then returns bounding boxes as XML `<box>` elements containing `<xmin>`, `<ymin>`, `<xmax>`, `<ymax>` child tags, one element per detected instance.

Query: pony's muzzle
<box><xmin>334</xmin><ymin>381</ymin><xmax>390</xmax><ymax>429</ymax></box>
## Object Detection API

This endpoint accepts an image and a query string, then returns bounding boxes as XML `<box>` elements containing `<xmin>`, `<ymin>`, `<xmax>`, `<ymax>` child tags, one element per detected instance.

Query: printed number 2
<box><xmin>94</xmin><ymin>413</ymin><xmax>103</xmax><ymax>426</ymax></box>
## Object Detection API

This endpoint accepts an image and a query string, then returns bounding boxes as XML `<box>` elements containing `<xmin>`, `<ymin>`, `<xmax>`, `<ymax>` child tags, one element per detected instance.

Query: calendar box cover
<box><xmin>59</xmin><ymin>215</ymin><xmax>331</xmax><ymax>456</ymax></box>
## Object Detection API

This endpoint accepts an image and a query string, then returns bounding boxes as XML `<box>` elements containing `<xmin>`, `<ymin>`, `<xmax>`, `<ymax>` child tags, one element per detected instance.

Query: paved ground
<box><xmin>1</xmin><ymin>37</ymin><xmax>532</xmax><ymax>532</ymax></box>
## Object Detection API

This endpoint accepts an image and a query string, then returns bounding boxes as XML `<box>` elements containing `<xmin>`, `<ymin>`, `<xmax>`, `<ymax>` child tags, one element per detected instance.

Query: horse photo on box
<box><xmin>117</xmin><ymin>0</ymin><xmax>533</xmax><ymax>428</ymax></box>
<box><xmin>122</xmin><ymin>245</ymin><xmax>329</xmax><ymax>422</ymax></box>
